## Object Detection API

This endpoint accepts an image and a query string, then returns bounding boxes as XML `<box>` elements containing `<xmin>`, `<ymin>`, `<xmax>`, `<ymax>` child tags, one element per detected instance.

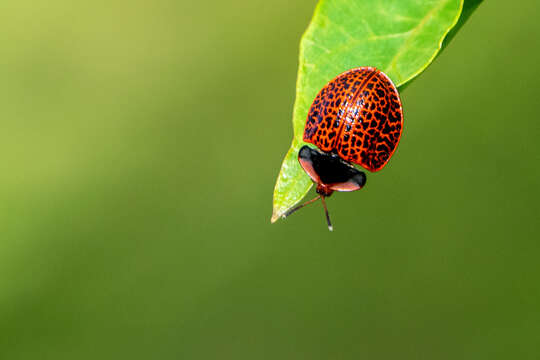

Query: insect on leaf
<box><xmin>272</xmin><ymin>0</ymin><xmax>483</xmax><ymax>222</ymax></box>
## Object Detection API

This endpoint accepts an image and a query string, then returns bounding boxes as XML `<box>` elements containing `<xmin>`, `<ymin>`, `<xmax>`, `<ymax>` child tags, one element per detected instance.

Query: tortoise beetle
<box><xmin>284</xmin><ymin>67</ymin><xmax>403</xmax><ymax>230</ymax></box>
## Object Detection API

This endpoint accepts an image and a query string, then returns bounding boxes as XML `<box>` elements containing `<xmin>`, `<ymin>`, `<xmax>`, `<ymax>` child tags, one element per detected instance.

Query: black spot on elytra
<box><xmin>389</xmin><ymin>112</ymin><xmax>400</xmax><ymax>123</ymax></box>
<box><xmin>376</xmin><ymin>144</ymin><xmax>389</xmax><ymax>152</ymax></box>
<box><xmin>374</xmin><ymin>112</ymin><xmax>385</xmax><ymax>122</ymax></box>
<box><xmin>383</xmin><ymin>137</ymin><xmax>394</xmax><ymax>147</ymax></box>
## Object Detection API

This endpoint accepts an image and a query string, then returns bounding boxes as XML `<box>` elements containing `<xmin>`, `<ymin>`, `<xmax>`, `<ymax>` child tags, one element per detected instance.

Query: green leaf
<box><xmin>272</xmin><ymin>0</ymin><xmax>482</xmax><ymax>223</ymax></box>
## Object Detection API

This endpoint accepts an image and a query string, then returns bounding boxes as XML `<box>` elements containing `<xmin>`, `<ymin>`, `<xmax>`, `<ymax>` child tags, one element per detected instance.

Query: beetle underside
<box><xmin>283</xmin><ymin>145</ymin><xmax>367</xmax><ymax>231</ymax></box>
<box><xmin>298</xmin><ymin>145</ymin><xmax>366</xmax><ymax>194</ymax></box>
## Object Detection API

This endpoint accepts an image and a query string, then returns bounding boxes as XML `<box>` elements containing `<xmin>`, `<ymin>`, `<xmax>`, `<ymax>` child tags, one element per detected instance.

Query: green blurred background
<box><xmin>1</xmin><ymin>1</ymin><xmax>539</xmax><ymax>359</ymax></box>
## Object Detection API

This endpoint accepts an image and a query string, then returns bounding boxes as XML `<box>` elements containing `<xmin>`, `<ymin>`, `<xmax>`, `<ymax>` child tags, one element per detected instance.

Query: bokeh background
<box><xmin>1</xmin><ymin>1</ymin><xmax>539</xmax><ymax>359</ymax></box>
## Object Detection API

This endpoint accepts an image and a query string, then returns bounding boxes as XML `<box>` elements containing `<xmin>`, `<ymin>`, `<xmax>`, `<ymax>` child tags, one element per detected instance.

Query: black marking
<box><xmin>298</xmin><ymin>145</ymin><xmax>366</xmax><ymax>186</ymax></box>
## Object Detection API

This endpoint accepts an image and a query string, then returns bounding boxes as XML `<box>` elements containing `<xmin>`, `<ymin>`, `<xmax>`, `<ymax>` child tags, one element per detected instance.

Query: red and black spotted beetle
<box><xmin>284</xmin><ymin>67</ymin><xmax>403</xmax><ymax>230</ymax></box>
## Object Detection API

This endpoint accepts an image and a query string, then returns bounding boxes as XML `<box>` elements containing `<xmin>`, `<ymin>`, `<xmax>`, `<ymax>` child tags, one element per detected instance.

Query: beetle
<box><xmin>284</xmin><ymin>67</ymin><xmax>403</xmax><ymax>230</ymax></box>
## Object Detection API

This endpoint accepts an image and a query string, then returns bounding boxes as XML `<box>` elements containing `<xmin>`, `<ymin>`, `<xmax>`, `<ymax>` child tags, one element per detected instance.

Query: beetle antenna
<box><xmin>320</xmin><ymin>195</ymin><xmax>333</xmax><ymax>231</ymax></box>
<box><xmin>282</xmin><ymin>195</ymin><xmax>321</xmax><ymax>218</ymax></box>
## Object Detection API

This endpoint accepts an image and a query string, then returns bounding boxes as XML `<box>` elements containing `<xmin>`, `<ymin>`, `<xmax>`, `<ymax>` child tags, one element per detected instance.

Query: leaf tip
<box><xmin>270</xmin><ymin>210</ymin><xmax>281</xmax><ymax>224</ymax></box>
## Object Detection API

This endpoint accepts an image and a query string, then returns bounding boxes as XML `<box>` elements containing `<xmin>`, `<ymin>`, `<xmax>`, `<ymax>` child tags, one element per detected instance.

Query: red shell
<box><xmin>303</xmin><ymin>67</ymin><xmax>403</xmax><ymax>172</ymax></box>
